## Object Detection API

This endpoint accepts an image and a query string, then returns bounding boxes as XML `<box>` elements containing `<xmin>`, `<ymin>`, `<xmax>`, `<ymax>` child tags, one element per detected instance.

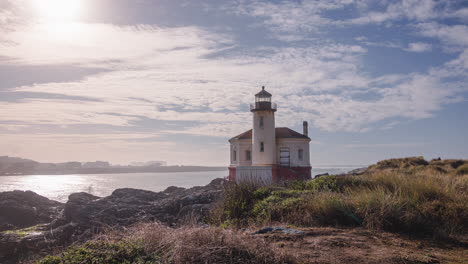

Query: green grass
<box><xmin>38</xmin><ymin>240</ymin><xmax>159</xmax><ymax>264</ymax></box>
<box><xmin>211</xmin><ymin>163</ymin><xmax>468</xmax><ymax>238</ymax></box>
<box><xmin>455</xmin><ymin>164</ymin><xmax>468</xmax><ymax>175</ymax></box>
<box><xmin>4</xmin><ymin>225</ymin><xmax>43</xmax><ymax>237</ymax></box>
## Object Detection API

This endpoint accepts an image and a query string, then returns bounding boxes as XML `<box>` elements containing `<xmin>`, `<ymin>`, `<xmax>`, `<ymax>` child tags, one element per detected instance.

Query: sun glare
<box><xmin>32</xmin><ymin>0</ymin><xmax>82</xmax><ymax>22</ymax></box>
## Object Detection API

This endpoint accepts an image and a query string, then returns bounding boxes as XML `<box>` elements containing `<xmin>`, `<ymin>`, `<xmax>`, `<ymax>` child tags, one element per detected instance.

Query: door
<box><xmin>279</xmin><ymin>148</ymin><xmax>290</xmax><ymax>167</ymax></box>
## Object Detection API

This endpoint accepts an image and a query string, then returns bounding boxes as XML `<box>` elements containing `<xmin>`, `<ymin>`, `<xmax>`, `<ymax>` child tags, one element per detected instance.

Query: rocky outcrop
<box><xmin>0</xmin><ymin>190</ymin><xmax>63</xmax><ymax>232</ymax></box>
<box><xmin>0</xmin><ymin>178</ymin><xmax>225</xmax><ymax>263</ymax></box>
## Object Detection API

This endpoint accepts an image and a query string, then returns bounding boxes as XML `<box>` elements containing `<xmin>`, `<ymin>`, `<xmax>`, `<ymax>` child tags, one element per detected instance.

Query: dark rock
<box><xmin>163</xmin><ymin>186</ymin><xmax>186</xmax><ymax>194</ymax></box>
<box><xmin>315</xmin><ymin>173</ymin><xmax>329</xmax><ymax>178</ymax></box>
<box><xmin>0</xmin><ymin>190</ymin><xmax>63</xmax><ymax>231</ymax></box>
<box><xmin>347</xmin><ymin>167</ymin><xmax>367</xmax><ymax>176</ymax></box>
<box><xmin>252</xmin><ymin>227</ymin><xmax>305</xmax><ymax>235</ymax></box>
<box><xmin>0</xmin><ymin>178</ymin><xmax>227</xmax><ymax>263</ymax></box>
<box><xmin>64</xmin><ymin>192</ymin><xmax>100</xmax><ymax>223</ymax></box>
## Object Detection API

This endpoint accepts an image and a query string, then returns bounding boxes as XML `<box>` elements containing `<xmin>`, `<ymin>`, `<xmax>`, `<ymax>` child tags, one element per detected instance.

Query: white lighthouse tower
<box><xmin>251</xmin><ymin>86</ymin><xmax>276</xmax><ymax>166</ymax></box>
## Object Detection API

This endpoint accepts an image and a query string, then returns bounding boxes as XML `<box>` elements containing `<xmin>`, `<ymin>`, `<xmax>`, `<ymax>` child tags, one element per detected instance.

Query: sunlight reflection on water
<box><xmin>0</xmin><ymin>171</ymin><xmax>227</xmax><ymax>202</ymax></box>
<box><xmin>0</xmin><ymin>167</ymin><xmax>359</xmax><ymax>202</ymax></box>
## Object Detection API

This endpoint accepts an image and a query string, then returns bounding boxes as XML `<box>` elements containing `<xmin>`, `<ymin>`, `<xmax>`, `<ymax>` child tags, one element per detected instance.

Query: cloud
<box><xmin>0</xmin><ymin>132</ymin><xmax>229</xmax><ymax>165</ymax></box>
<box><xmin>346</xmin><ymin>0</ymin><xmax>439</xmax><ymax>25</ymax></box>
<box><xmin>230</xmin><ymin>0</ymin><xmax>449</xmax><ymax>34</ymax></box>
<box><xmin>0</xmin><ymin>0</ymin><xmax>466</xmax><ymax>150</ymax></box>
<box><xmin>417</xmin><ymin>22</ymin><xmax>468</xmax><ymax>49</ymax></box>
<box><xmin>404</xmin><ymin>42</ymin><xmax>432</xmax><ymax>52</ymax></box>
<box><xmin>452</xmin><ymin>8</ymin><xmax>468</xmax><ymax>21</ymax></box>
<box><xmin>0</xmin><ymin>42</ymin><xmax>370</xmax><ymax>136</ymax></box>
<box><xmin>354</xmin><ymin>38</ymin><xmax>431</xmax><ymax>53</ymax></box>
<box><xmin>229</xmin><ymin>0</ymin><xmax>352</xmax><ymax>39</ymax></box>
<box><xmin>344</xmin><ymin>142</ymin><xmax>429</xmax><ymax>149</ymax></box>
<box><xmin>3</xmin><ymin>41</ymin><xmax>463</xmax><ymax>135</ymax></box>
<box><xmin>0</xmin><ymin>22</ymin><xmax>230</xmax><ymax>66</ymax></box>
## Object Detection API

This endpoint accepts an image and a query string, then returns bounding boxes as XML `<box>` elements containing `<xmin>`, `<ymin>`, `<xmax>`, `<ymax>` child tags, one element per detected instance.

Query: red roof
<box><xmin>229</xmin><ymin>127</ymin><xmax>310</xmax><ymax>141</ymax></box>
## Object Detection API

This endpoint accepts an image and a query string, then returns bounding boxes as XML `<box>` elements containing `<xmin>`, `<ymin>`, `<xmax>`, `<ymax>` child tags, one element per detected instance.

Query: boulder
<box><xmin>0</xmin><ymin>191</ymin><xmax>63</xmax><ymax>231</ymax></box>
<box><xmin>0</xmin><ymin>178</ymin><xmax>226</xmax><ymax>263</ymax></box>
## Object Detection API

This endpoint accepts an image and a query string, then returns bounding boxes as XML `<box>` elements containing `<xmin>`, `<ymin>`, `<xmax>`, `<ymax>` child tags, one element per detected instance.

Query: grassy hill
<box><xmin>212</xmin><ymin>157</ymin><xmax>468</xmax><ymax>238</ymax></box>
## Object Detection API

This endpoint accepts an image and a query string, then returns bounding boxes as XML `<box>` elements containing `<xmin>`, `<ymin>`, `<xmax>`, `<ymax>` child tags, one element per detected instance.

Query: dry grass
<box><xmin>212</xmin><ymin>159</ymin><xmax>468</xmax><ymax>239</ymax></box>
<box><xmin>37</xmin><ymin>223</ymin><xmax>297</xmax><ymax>264</ymax></box>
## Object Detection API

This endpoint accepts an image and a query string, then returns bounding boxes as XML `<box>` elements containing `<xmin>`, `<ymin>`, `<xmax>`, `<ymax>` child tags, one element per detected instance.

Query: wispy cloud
<box><xmin>417</xmin><ymin>22</ymin><xmax>468</xmax><ymax>50</ymax></box>
<box><xmin>404</xmin><ymin>42</ymin><xmax>432</xmax><ymax>52</ymax></box>
<box><xmin>0</xmin><ymin>23</ymin><xmax>230</xmax><ymax>66</ymax></box>
<box><xmin>344</xmin><ymin>142</ymin><xmax>429</xmax><ymax>149</ymax></box>
<box><xmin>354</xmin><ymin>37</ymin><xmax>432</xmax><ymax>53</ymax></box>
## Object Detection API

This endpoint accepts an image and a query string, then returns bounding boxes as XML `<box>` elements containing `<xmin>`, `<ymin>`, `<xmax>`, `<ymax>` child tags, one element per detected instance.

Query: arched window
<box><xmin>260</xmin><ymin>142</ymin><xmax>264</xmax><ymax>152</ymax></box>
<box><xmin>298</xmin><ymin>149</ymin><xmax>304</xmax><ymax>161</ymax></box>
<box><xmin>233</xmin><ymin>150</ymin><xmax>237</xmax><ymax>162</ymax></box>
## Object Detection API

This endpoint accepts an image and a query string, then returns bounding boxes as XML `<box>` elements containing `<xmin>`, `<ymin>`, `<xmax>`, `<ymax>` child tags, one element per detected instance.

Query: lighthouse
<box><xmin>228</xmin><ymin>86</ymin><xmax>312</xmax><ymax>184</ymax></box>
<box><xmin>251</xmin><ymin>86</ymin><xmax>276</xmax><ymax>166</ymax></box>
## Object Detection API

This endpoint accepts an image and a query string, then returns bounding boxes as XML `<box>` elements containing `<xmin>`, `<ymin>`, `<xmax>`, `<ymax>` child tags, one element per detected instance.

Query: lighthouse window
<box><xmin>298</xmin><ymin>149</ymin><xmax>304</xmax><ymax>160</ymax></box>
<box><xmin>246</xmin><ymin>150</ymin><xmax>251</xmax><ymax>161</ymax></box>
<box><xmin>260</xmin><ymin>142</ymin><xmax>264</xmax><ymax>152</ymax></box>
<box><xmin>259</xmin><ymin>117</ymin><xmax>264</xmax><ymax>128</ymax></box>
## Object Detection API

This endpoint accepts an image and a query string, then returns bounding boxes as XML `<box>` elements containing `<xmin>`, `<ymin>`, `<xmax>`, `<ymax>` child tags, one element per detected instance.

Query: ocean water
<box><xmin>0</xmin><ymin>167</ymin><xmax>360</xmax><ymax>202</ymax></box>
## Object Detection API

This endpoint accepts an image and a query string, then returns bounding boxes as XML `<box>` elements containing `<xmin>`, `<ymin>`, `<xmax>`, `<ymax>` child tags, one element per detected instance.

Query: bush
<box><xmin>215</xmin><ymin>183</ymin><xmax>258</xmax><ymax>227</ymax></box>
<box><xmin>213</xmin><ymin>169</ymin><xmax>468</xmax><ymax>238</ymax></box>
<box><xmin>305</xmin><ymin>175</ymin><xmax>338</xmax><ymax>191</ymax></box>
<box><xmin>455</xmin><ymin>164</ymin><xmax>468</xmax><ymax>175</ymax></box>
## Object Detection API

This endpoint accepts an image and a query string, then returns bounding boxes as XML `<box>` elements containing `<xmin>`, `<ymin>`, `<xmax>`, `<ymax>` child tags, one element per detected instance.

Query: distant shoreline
<box><xmin>0</xmin><ymin>166</ymin><xmax>227</xmax><ymax>176</ymax></box>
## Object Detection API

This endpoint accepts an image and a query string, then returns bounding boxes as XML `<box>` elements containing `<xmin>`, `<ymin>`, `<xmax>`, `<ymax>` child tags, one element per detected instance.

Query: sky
<box><xmin>0</xmin><ymin>0</ymin><xmax>467</xmax><ymax>166</ymax></box>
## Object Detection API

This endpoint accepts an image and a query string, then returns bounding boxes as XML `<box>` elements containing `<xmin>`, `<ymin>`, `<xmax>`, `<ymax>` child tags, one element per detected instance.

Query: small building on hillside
<box><xmin>228</xmin><ymin>87</ymin><xmax>311</xmax><ymax>184</ymax></box>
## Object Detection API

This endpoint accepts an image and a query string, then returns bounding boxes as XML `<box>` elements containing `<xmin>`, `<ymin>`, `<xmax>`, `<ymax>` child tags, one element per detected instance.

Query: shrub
<box><xmin>214</xmin><ymin>167</ymin><xmax>468</xmax><ymax>238</ymax></box>
<box><xmin>450</xmin><ymin>160</ymin><xmax>466</xmax><ymax>169</ymax></box>
<box><xmin>217</xmin><ymin>183</ymin><xmax>258</xmax><ymax>226</ymax></box>
<box><xmin>455</xmin><ymin>164</ymin><xmax>468</xmax><ymax>175</ymax></box>
<box><xmin>305</xmin><ymin>175</ymin><xmax>338</xmax><ymax>191</ymax></box>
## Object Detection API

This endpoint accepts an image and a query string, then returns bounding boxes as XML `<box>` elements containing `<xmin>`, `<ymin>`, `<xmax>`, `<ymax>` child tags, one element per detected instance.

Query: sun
<box><xmin>31</xmin><ymin>0</ymin><xmax>83</xmax><ymax>22</ymax></box>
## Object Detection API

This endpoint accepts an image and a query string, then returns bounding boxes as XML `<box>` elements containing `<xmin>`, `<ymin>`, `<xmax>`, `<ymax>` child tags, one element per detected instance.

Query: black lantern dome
<box><xmin>251</xmin><ymin>86</ymin><xmax>277</xmax><ymax>112</ymax></box>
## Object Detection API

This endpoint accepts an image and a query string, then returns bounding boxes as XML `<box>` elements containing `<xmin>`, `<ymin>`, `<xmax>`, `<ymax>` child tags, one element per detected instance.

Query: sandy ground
<box><xmin>248</xmin><ymin>227</ymin><xmax>468</xmax><ymax>264</ymax></box>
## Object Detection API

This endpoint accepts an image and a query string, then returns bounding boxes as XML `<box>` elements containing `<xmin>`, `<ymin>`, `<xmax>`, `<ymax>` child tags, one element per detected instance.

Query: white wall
<box><xmin>235</xmin><ymin>166</ymin><xmax>273</xmax><ymax>185</ymax></box>
<box><xmin>252</xmin><ymin>111</ymin><xmax>276</xmax><ymax>165</ymax></box>
<box><xmin>276</xmin><ymin>138</ymin><xmax>310</xmax><ymax>167</ymax></box>
<box><xmin>229</xmin><ymin>139</ymin><xmax>252</xmax><ymax>166</ymax></box>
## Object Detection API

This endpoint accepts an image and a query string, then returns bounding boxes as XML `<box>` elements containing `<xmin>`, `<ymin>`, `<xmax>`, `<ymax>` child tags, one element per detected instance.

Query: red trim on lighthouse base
<box><xmin>275</xmin><ymin>166</ymin><xmax>312</xmax><ymax>182</ymax></box>
<box><xmin>228</xmin><ymin>167</ymin><xmax>236</xmax><ymax>182</ymax></box>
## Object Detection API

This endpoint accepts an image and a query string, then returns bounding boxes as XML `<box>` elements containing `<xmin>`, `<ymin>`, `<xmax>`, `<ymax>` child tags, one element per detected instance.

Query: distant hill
<box><xmin>0</xmin><ymin>156</ymin><xmax>226</xmax><ymax>176</ymax></box>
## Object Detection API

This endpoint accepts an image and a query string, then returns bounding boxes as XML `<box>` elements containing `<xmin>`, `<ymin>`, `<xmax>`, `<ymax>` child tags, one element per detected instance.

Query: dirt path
<box><xmin>248</xmin><ymin>227</ymin><xmax>468</xmax><ymax>264</ymax></box>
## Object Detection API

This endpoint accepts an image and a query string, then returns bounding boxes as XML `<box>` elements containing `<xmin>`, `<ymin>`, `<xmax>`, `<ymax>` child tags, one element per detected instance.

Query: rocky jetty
<box><xmin>0</xmin><ymin>178</ymin><xmax>225</xmax><ymax>264</ymax></box>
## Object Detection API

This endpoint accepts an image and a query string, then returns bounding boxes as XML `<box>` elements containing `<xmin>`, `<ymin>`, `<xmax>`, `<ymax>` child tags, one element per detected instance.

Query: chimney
<box><xmin>303</xmin><ymin>121</ymin><xmax>308</xmax><ymax>137</ymax></box>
